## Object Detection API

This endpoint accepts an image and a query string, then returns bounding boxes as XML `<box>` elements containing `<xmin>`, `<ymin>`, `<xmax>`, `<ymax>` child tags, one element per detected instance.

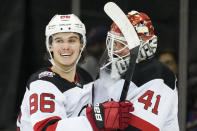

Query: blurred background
<box><xmin>0</xmin><ymin>0</ymin><xmax>196</xmax><ymax>130</ymax></box>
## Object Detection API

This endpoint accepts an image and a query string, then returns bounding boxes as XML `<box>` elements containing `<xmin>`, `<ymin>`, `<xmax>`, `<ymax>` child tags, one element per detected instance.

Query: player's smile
<box><xmin>60</xmin><ymin>53</ymin><xmax>72</xmax><ymax>57</ymax></box>
<box><xmin>59</xmin><ymin>52</ymin><xmax>73</xmax><ymax>58</ymax></box>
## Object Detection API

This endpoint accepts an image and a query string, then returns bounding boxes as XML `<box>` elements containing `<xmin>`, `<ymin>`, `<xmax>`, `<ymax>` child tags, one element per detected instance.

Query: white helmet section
<box><xmin>45</xmin><ymin>14</ymin><xmax>86</xmax><ymax>72</ymax></box>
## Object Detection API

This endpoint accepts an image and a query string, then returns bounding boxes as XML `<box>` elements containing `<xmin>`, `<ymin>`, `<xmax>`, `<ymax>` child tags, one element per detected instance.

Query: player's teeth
<box><xmin>61</xmin><ymin>54</ymin><xmax>71</xmax><ymax>56</ymax></box>
<box><xmin>61</xmin><ymin>54</ymin><xmax>68</xmax><ymax>55</ymax></box>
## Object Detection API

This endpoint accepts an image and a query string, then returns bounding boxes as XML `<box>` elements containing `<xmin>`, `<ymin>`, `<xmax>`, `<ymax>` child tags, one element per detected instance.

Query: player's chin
<box><xmin>61</xmin><ymin>60</ymin><xmax>76</xmax><ymax>67</ymax></box>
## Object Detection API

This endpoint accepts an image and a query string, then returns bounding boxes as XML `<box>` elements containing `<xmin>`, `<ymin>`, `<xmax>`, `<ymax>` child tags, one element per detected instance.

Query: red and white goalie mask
<box><xmin>101</xmin><ymin>11</ymin><xmax>157</xmax><ymax>78</ymax></box>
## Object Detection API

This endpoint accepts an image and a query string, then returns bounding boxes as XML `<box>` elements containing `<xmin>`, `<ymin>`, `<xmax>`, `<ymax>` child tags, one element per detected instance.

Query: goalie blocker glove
<box><xmin>86</xmin><ymin>100</ymin><xmax>134</xmax><ymax>131</ymax></box>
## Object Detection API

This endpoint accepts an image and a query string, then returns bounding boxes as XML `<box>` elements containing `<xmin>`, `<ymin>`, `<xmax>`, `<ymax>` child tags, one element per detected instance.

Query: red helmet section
<box><xmin>110</xmin><ymin>11</ymin><xmax>155</xmax><ymax>42</ymax></box>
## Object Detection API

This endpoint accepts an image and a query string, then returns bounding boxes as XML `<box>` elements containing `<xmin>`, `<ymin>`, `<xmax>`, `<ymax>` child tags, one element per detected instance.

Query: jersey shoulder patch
<box><xmin>26</xmin><ymin>67</ymin><xmax>77</xmax><ymax>92</ymax></box>
<box><xmin>133</xmin><ymin>58</ymin><xmax>176</xmax><ymax>90</ymax></box>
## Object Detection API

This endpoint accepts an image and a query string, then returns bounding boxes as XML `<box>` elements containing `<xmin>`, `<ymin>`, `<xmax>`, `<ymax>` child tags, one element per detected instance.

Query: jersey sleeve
<box><xmin>17</xmin><ymin>88</ymin><xmax>31</xmax><ymax>130</ymax></box>
<box><xmin>27</xmin><ymin>80</ymin><xmax>93</xmax><ymax>131</ymax></box>
<box><xmin>161</xmin><ymin>87</ymin><xmax>179</xmax><ymax>131</ymax></box>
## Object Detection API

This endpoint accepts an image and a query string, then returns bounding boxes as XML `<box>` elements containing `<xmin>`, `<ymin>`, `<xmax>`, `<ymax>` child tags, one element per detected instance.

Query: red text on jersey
<box><xmin>138</xmin><ymin>90</ymin><xmax>161</xmax><ymax>115</ymax></box>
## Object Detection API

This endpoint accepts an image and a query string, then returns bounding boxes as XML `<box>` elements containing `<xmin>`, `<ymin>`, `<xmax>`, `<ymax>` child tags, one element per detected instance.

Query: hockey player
<box><xmin>16</xmin><ymin>14</ymin><xmax>134</xmax><ymax>131</ymax></box>
<box><xmin>92</xmin><ymin>11</ymin><xmax>179</xmax><ymax>130</ymax></box>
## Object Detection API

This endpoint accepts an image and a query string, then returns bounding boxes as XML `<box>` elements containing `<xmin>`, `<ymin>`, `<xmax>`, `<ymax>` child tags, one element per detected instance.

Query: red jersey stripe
<box><xmin>129</xmin><ymin>114</ymin><xmax>159</xmax><ymax>131</ymax></box>
<box><xmin>34</xmin><ymin>116</ymin><xmax>61</xmax><ymax>131</ymax></box>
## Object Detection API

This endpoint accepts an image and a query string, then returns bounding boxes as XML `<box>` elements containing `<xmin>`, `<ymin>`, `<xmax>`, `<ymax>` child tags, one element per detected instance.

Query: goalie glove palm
<box><xmin>86</xmin><ymin>100</ymin><xmax>134</xmax><ymax>131</ymax></box>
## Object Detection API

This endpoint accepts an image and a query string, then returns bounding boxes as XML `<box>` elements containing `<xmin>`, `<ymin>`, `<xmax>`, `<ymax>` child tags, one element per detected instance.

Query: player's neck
<box><xmin>51</xmin><ymin>66</ymin><xmax>76</xmax><ymax>82</ymax></box>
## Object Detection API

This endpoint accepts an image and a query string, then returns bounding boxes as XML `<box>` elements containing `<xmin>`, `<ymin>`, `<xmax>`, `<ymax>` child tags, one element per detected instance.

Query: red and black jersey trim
<box><xmin>17</xmin><ymin>127</ymin><xmax>20</xmax><ymax>131</ymax></box>
<box><xmin>26</xmin><ymin>67</ymin><xmax>84</xmax><ymax>93</ymax></box>
<box><xmin>125</xmin><ymin>113</ymin><xmax>159</xmax><ymax>131</ymax></box>
<box><xmin>124</xmin><ymin>126</ymin><xmax>141</xmax><ymax>131</ymax></box>
<box><xmin>41</xmin><ymin>119</ymin><xmax>60</xmax><ymax>131</ymax></box>
<box><xmin>132</xmin><ymin>58</ymin><xmax>176</xmax><ymax>90</ymax></box>
<box><xmin>17</xmin><ymin>111</ymin><xmax>22</xmax><ymax>123</ymax></box>
<box><xmin>34</xmin><ymin>116</ymin><xmax>61</xmax><ymax>131</ymax></box>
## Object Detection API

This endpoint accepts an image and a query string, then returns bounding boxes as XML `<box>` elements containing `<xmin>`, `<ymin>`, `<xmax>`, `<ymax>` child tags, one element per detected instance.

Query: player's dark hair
<box><xmin>49</xmin><ymin>33</ymin><xmax>83</xmax><ymax>45</ymax></box>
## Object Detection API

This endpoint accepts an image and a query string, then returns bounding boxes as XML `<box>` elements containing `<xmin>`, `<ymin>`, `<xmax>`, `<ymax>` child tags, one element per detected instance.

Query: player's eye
<box><xmin>55</xmin><ymin>39</ymin><xmax>64</xmax><ymax>43</ymax></box>
<box><xmin>68</xmin><ymin>39</ymin><xmax>76</xmax><ymax>43</ymax></box>
<box><xmin>114</xmin><ymin>41</ymin><xmax>124</xmax><ymax>50</ymax></box>
<box><xmin>68</xmin><ymin>38</ymin><xmax>79</xmax><ymax>44</ymax></box>
<box><xmin>113</xmin><ymin>41</ymin><xmax>119</xmax><ymax>48</ymax></box>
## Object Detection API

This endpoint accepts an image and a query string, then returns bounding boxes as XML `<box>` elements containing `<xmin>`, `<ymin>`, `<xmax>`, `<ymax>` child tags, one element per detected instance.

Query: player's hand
<box><xmin>86</xmin><ymin>100</ymin><xmax>134</xmax><ymax>131</ymax></box>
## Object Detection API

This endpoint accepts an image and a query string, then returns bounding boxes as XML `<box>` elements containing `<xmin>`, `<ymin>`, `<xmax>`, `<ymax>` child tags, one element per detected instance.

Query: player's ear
<box><xmin>48</xmin><ymin>36</ymin><xmax>54</xmax><ymax>52</ymax></box>
<box><xmin>79</xmin><ymin>44</ymin><xmax>83</xmax><ymax>51</ymax></box>
<box><xmin>49</xmin><ymin>45</ymin><xmax>53</xmax><ymax>52</ymax></box>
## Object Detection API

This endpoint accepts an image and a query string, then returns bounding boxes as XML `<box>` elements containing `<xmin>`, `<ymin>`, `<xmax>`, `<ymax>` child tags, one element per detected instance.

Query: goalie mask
<box><xmin>45</xmin><ymin>14</ymin><xmax>86</xmax><ymax>72</ymax></box>
<box><xmin>102</xmin><ymin>10</ymin><xmax>157</xmax><ymax>78</ymax></box>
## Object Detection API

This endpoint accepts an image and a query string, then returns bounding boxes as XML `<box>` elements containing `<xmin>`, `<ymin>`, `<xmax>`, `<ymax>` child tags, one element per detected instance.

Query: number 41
<box><xmin>138</xmin><ymin>90</ymin><xmax>161</xmax><ymax>115</ymax></box>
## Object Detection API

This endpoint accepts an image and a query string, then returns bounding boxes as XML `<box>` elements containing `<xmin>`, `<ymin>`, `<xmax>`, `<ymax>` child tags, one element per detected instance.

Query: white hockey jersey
<box><xmin>17</xmin><ymin>67</ymin><xmax>94</xmax><ymax>131</ymax></box>
<box><xmin>93</xmin><ymin>59</ymin><xmax>179</xmax><ymax>131</ymax></box>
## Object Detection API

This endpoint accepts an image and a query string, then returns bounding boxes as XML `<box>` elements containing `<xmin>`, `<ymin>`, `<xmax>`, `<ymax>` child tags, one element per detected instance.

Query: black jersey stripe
<box><xmin>41</xmin><ymin>119</ymin><xmax>59</xmax><ymax>131</ymax></box>
<box><xmin>124</xmin><ymin>125</ymin><xmax>141</xmax><ymax>131</ymax></box>
<box><xmin>26</xmin><ymin>67</ymin><xmax>82</xmax><ymax>92</ymax></box>
<box><xmin>132</xmin><ymin>58</ymin><xmax>176</xmax><ymax>90</ymax></box>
